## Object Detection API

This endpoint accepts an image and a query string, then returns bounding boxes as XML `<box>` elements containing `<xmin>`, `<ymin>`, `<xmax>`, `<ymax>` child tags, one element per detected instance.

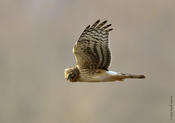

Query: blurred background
<box><xmin>0</xmin><ymin>0</ymin><xmax>175</xmax><ymax>123</ymax></box>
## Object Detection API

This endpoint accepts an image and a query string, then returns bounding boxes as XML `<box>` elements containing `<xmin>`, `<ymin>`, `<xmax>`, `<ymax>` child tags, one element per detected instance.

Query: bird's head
<box><xmin>64</xmin><ymin>67</ymin><xmax>79</xmax><ymax>82</ymax></box>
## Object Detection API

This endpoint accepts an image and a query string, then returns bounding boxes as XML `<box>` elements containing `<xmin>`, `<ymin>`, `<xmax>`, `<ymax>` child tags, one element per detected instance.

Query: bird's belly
<box><xmin>78</xmin><ymin>70</ymin><xmax>117</xmax><ymax>82</ymax></box>
<box><xmin>92</xmin><ymin>71</ymin><xmax>118</xmax><ymax>82</ymax></box>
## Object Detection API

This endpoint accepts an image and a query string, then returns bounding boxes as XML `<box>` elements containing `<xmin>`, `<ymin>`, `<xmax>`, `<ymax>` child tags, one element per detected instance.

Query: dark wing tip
<box><xmin>102</xmin><ymin>24</ymin><xmax>112</xmax><ymax>29</ymax></box>
<box><xmin>102</xmin><ymin>20</ymin><xmax>107</xmax><ymax>24</ymax></box>
<box><xmin>86</xmin><ymin>25</ymin><xmax>90</xmax><ymax>29</ymax></box>
<box><xmin>96</xmin><ymin>19</ymin><xmax>100</xmax><ymax>23</ymax></box>
<box><xmin>81</xmin><ymin>25</ymin><xmax>90</xmax><ymax>34</ymax></box>
<box><xmin>91</xmin><ymin>19</ymin><xmax>100</xmax><ymax>28</ymax></box>
<box><xmin>96</xmin><ymin>20</ymin><xmax>108</xmax><ymax>28</ymax></box>
<box><xmin>106</xmin><ymin>28</ymin><xmax>113</xmax><ymax>32</ymax></box>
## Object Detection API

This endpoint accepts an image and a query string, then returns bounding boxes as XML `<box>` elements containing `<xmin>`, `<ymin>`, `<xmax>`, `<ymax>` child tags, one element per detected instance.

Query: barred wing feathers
<box><xmin>73</xmin><ymin>20</ymin><xmax>113</xmax><ymax>70</ymax></box>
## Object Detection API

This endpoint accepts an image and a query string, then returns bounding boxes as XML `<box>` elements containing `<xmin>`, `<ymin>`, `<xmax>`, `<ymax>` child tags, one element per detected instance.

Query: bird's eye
<box><xmin>70</xmin><ymin>74</ymin><xmax>74</xmax><ymax>78</ymax></box>
<box><xmin>68</xmin><ymin>73</ymin><xmax>75</xmax><ymax>80</ymax></box>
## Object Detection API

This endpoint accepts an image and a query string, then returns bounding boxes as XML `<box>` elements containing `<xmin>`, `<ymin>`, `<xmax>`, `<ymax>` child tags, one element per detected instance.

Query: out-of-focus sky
<box><xmin>0</xmin><ymin>0</ymin><xmax>175</xmax><ymax>123</ymax></box>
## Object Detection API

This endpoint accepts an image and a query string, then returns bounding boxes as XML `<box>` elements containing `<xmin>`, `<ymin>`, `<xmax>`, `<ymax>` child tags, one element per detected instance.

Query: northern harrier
<box><xmin>65</xmin><ymin>20</ymin><xmax>145</xmax><ymax>82</ymax></box>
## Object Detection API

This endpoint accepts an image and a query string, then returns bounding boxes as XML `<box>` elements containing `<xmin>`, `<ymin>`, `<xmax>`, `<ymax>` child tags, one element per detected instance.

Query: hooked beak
<box><xmin>67</xmin><ymin>75</ymin><xmax>71</xmax><ymax>80</ymax></box>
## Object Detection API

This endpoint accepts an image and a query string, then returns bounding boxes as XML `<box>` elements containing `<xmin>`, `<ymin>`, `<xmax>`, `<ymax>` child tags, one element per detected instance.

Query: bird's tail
<box><xmin>113</xmin><ymin>72</ymin><xmax>145</xmax><ymax>81</ymax></box>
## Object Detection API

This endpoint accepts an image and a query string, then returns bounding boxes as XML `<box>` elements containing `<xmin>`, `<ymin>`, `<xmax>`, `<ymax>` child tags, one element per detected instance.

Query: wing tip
<box><xmin>107</xmin><ymin>28</ymin><xmax>113</xmax><ymax>32</ymax></box>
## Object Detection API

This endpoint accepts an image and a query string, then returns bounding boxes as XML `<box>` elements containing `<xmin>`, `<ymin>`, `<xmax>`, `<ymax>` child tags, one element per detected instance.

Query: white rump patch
<box><xmin>107</xmin><ymin>71</ymin><xmax>118</xmax><ymax>76</ymax></box>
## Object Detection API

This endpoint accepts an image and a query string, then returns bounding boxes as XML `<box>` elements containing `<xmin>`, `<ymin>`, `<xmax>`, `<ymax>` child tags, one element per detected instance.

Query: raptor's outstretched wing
<box><xmin>73</xmin><ymin>20</ymin><xmax>113</xmax><ymax>70</ymax></box>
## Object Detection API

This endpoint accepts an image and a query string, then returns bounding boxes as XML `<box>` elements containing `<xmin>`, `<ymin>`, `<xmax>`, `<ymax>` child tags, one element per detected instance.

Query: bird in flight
<box><xmin>65</xmin><ymin>20</ymin><xmax>145</xmax><ymax>82</ymax></box>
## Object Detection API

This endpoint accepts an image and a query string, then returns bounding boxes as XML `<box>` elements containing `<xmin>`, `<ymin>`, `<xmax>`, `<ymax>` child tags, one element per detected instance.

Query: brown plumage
<box><xmin>64</xmin><ymin>20</ymin><xmax>145</xmax><ymax>82</ymax></box>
